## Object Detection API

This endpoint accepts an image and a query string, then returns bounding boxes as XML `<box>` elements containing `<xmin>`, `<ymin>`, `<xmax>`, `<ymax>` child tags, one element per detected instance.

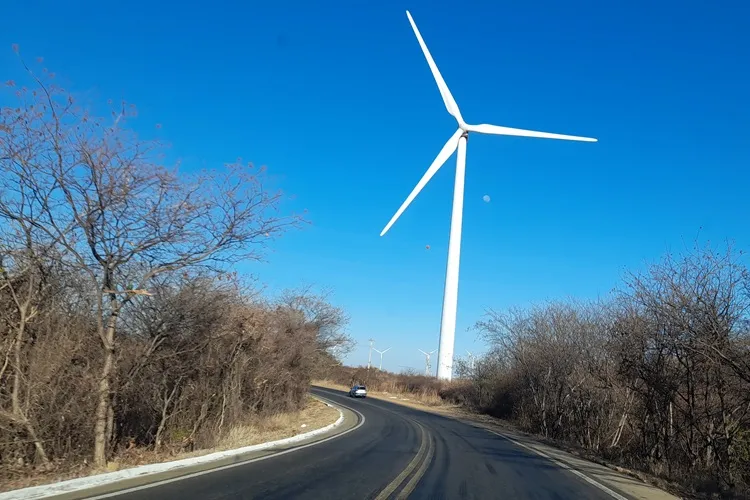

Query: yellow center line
<box><xmin>396</xmin><ymin>430</ymin><xmax>434</xmax><ymax>499</ymax></box>
<box><xmin>374</xmin><ymin>420</ymin><xmax>428</xmax><ymax>500</ymax></box>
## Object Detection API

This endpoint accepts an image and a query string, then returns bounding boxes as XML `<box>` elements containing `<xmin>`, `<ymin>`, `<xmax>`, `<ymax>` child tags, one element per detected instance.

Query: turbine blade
<box><xmin>406</xmin><ymin>11</ymin><xmax>463</xmax><ymax>124</ymax></box>
<box><xmin>466</xmin><ymin>123</ymin><xmax>597</xmax><ymax>142</ymax></box>
<box><xmin>380</xmin><ymin>128</ymin><xmax>463</xmax><ymax>237</ymax></box>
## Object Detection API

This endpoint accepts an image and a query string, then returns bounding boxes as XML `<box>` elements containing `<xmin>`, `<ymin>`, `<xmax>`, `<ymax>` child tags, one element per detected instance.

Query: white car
<box><xmin>348</xmin><ymin>385</ymin><xmax>367</xmax><ymax>398</ymax></box>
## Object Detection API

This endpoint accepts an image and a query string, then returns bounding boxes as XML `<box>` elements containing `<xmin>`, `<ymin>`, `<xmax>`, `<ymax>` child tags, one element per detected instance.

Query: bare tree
<box><xmin>278</xmin><ymin>288</ymin><xmax>353</xmax><ymax>355</ymax></box>
<box><xmin>615</xmin><ymin>244</ymin><xmax>750</xmax><ymax>488</ymax></box>
<box><xmin>1</xmin><ymin>55</ymin><xmax>299</xmax><ymax>466</ymax></box>
<box><xmin>0</xmin><ymin>132</ymin><xmax>62</xmax><ymax>466</ymax></box>
<box><xmin>0</xmin><ymin>246</ymin><xmax>52</xmax><ymax>466</ymax></box>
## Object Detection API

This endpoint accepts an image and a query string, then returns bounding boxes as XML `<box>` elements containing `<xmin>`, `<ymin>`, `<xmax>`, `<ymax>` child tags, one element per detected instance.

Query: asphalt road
<box><xmin>100</xmin><ymin>387</ymin><xmax>624</xmax><ymax>500</ymax></box>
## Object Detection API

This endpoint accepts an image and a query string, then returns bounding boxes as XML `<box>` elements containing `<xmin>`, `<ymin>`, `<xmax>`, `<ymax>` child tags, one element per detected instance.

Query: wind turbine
<box><xmin>380</xmin><ymin>11</ymin><xmax>597</xmax><ymax>381</ymax></box>
<box><xmin>367</xmin><ymin>338</ymin><xmax>375</xmax><ymax>369</ymax></box>
<box><xmin>373</xmin><ymin>347</ymin><xmax>391</xmax><ymax>370</ymax></box>
<box><xmin>418</xmin><ymin>349</ymin><xmax>437</xmax><ymax>376</ymax></box>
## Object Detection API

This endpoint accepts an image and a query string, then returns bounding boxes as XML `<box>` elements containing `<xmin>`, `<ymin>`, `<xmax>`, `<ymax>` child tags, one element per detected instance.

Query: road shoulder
<box><xmin>1</xmin><ymin>395</ymin><xmax>361</xmax><ymax>500</ymax></box>
<box><xmin>466</xmin><ymin>417</ymin><xmax>677</xmax><ymax>500</ymax></box>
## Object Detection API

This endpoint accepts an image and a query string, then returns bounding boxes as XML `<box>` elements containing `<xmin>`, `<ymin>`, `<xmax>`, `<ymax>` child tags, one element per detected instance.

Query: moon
<box><xmin>482</xmin><ymin>195</ymin><xmax>491</xmax><ymax>203</ymax></box>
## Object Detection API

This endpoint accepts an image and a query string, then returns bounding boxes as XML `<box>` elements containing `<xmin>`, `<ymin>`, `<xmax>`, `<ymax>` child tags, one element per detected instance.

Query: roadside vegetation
<box><xmin>0</xmin><ymin>50</ymin><xmax>352</xmax><ymax>490</ymax></box>
<box><xmin>314</xmin><ymin>369</ymin><xmax>446</xmax><ymax>407</ymax></box>
<box><xmin>320</xmin><ymin>244</ymin><xmax>750</xmax><ymax>498</ymax></box>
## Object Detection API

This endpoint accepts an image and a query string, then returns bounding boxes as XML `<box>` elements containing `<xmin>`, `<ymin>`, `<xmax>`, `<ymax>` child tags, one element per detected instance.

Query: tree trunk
<box><xmin>185</xmin><ymin>399</ymin><xmax>212</xmax><ymax>452</ymax></box>
<box><xmin>11</xmin><ymin>315</ymin><xmax>24</xmax><ymax>418</ymax></box>
<box><xmin>11</xmin><ymin>307</ymin><xmax>50</xmax><ymax>465</ymax></box>
<box><xmin>25</xmin><ymin>418</ymin><xmax>50</xmax><ymax>465</ymax></box>
<box><xmin>106</xmin><ymin>399</ymin><xmax>115</xmax><ymax>451</ymax></box>
<box><xmin>154</xmin><ymin>410</ymin><xmax>167</xmax><ymax>453</ymax></box>
<box><xmin>155</xmin><ymin>382</ymin><xmax>180</xmax><ymax>452</ymax></box>
<box><xmin>94</xmin><ymin>313</ymin><xmax>117</xmax><ymax>467</ymax></box>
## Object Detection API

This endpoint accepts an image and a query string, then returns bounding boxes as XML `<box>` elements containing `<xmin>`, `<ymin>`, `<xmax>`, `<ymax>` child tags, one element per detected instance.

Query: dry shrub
<box><xmin>0</xmin><ymin>272</ymin><xmax>349</xmax><ymax>485</ymax></box>
<box><xmin>468</xmin><ymin>244</ymin><xmax>750</xmax><ymax>498</ymax></box>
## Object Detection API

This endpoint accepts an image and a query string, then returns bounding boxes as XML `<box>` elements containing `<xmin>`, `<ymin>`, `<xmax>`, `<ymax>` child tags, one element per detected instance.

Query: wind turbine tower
<box><xmin>379</xmin><ymin>11</ymin><xmax>597</xmax><ymax>381</ymax></box>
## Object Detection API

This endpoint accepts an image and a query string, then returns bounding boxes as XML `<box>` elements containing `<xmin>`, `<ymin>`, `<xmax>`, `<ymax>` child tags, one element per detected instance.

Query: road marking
<box><xmin>481</xmin><ymin>427</ymin><xmax>629</xmax><ymax>500</ymax></box>
<box><xmin>318</xmin><ymin>389</ymin><xmax>436</xmax><ymax>499</ymax></box>
<box><xmin>320</xmin><ymin>387</ymin><xmax>628</xmax><ymax>500</ymax></box>
<box><xmin>88</xmin><ymin>396</ymin><xmax>366</xmax><ymax>499</ymax></box>
<box><xmin>396</xmin><ymin>430</ymin><xmax>433</xmax><ymax>499</ymax></box>
<box><xmin>373</xmin><ymin>421</ymin><xmax>429</xmax><ymax>500</ymax></box>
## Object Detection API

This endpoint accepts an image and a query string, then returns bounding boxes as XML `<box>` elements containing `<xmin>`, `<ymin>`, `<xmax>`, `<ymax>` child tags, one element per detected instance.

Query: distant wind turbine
<box><xmin>418</xmin><ymin>349</ymin><xmax>437</xmax><ymax>376</ymax></box>
<box><xmin>373</xmin><ymin>347</ymin><xmax>391</xmax><ymax>370</ymax></box>
<box><xmin>367</xmin><ymin>338</ymin><xmax>375</xmax><ymax>369</ymax></box>
<box><xmin>380</xmin><ymin>11</ymin><xmax>597</xmax><ymax>381</ymax></box>
<box><xmin>466</xmin><ymin>350</ymin><xmax>475</xmax><ymax>372</ymax></box>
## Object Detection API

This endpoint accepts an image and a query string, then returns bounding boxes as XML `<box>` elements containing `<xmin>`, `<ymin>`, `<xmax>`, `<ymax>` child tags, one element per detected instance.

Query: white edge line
<box><xmin>482</xmin><ymin>427</ymin><xmax>629</xmax><ymax>500</ymax></box>
<box><xmin>1</xmin><ymin>396</ymin><xmax>365</xmax><ymax>500</ymax></box>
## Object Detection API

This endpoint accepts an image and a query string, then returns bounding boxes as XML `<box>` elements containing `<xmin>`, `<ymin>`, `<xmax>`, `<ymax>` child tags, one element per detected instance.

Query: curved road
<box><xmin>101</xmin><ymin>387</ymin><xmax>624</xmax><ymax>500</ymax></box>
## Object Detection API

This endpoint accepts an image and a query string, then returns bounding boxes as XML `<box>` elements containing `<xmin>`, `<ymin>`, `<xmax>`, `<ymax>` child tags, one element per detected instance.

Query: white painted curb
<box><xmin>1</xmin><ymin>401</ymin><xmax>345</xmax><ymax>500</ymax></box>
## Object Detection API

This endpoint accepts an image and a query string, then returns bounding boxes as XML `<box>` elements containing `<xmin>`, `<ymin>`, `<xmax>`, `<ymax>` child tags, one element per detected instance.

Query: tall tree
<box><xmin>0</xmin><ymin>54</ymin><xmax>299</xmax><ymax>465</ymax></box>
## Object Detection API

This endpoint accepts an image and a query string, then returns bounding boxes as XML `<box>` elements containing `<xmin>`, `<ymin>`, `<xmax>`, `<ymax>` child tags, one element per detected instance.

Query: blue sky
<box><xmin>3</xmin><ymin>1</ymin><xmax>749</xmax><ymax>373</ymax></box>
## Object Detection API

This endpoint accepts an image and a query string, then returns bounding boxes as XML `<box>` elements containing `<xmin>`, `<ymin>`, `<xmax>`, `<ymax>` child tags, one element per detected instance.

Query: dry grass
<box><xmin>311</xmin><ymin>380</ymin><xmax>351</xmax><ymax>394</ymax></box>
<box><xmin>214</xmin><ymin>398</ymin><xmax>337</xmax><ymax>452</ymax></box>
<box><xmin>1</xmin><ymin>396</ymin><xmax>339</xmax><ymax>493</ymax></box>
